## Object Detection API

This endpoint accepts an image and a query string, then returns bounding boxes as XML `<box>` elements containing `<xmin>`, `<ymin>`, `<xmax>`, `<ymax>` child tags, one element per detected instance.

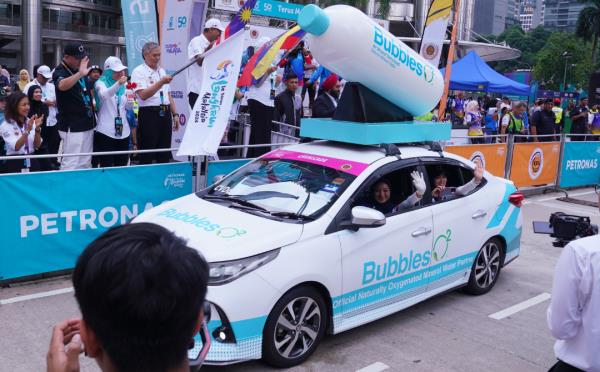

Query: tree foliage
<box><xmin>575</xmin><ymin>0</ymin><xmax>600</xmax><ymax>63</ymax></box>
<box><xmin>483</xmin><ymin>25</ymin><xmax>552</xmax><ymax>73</ymax></box>
<box><xmin>533</xmin><ymin>32</ymin><xmax>595</xmax><ymax>90</ymax></box>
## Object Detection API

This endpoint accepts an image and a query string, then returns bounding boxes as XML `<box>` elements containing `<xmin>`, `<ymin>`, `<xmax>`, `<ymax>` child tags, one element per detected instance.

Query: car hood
<box><xmin>133</xmin><ymin>194</ymin><xmax>303</xmax><ymax>262</ymax></box>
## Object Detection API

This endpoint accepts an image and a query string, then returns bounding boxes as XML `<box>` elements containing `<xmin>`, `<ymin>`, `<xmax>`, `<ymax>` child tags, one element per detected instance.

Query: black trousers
<box><xmin>137</xmin><ymin>106</ymin><xmax>173</xmax><ymax>164</ymax></box>
<box><xmin>93</xmin><ymin>131</ymin><xmax>130</xmax><ymax>167</ymax></box>
<box><xmin>548</xmin><ymin>359</ymin><xmax>584</xmax><ymax>372</ymax></box>
<box><xmin>1</xmin><ymin>157</ymin><xmax>41</xmax><ymax>174</ymax></box>
<box><xmin>189</xmin><ymin>92</ymin><xmax>199</xmax><ymax>109</ymax></box>
<box><xmin>41</xmin><ymin>124</ymin><xmax>60</xmax><ymax>164</ymax></box>
<box><xmin>301</xmin><ymin>79</ymin><xmax>315</xmax><ymax>109</ymax></box>
<box><xmin>248</xmin><ymin>99</ymin><xmax>274</xmax><ymax>158</ymax></box>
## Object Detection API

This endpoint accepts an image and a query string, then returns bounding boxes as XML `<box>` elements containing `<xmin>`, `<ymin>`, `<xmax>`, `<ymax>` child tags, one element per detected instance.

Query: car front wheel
<box><xmin>464</xmin><ymin>238</ymin><xmax>504</xmax><ymax>295</ymax></box>
<box><xmin>262</xmin><ymin>286</ymin><xmax>328</xmax><ymax>368</ymax></box>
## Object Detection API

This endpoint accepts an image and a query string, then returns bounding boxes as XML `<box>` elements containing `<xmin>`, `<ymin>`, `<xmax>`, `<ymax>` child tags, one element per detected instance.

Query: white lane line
<box><xmin>526</xmin><ymin>190</ymin><xmax>595</xmax><ymax>204</ymax></box>
<box><xmin>0</xmin><ymin>287</ymin><xmax>74</xmax><ymax>305</ymax></box>
<box><xmin>489</xmin><ymin>293</ymin><xmax>551</xmax><ymax>320</ymax></box>
<box><xmin>356</xmin><ymin>362</ymin><xmax>390</xmax><ymax>372</ymax></box>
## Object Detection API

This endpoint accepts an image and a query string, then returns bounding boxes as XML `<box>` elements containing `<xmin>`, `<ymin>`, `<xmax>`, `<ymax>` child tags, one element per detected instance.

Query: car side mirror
<box><xmin>342</xmin><ymin>206</ymin><xmax>386</xmax><ymax>230</ymax></box>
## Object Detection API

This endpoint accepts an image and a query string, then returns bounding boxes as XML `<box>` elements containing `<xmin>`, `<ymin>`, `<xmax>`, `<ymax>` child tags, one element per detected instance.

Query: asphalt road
<box><xmin>1</xmin><ymin>187</ymin><xmax>598</xmax><ymax>372</ymax></box>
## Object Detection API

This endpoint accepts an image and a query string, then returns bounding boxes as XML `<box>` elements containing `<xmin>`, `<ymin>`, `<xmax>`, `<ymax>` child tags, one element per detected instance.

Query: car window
<box><xmin>422</xmin><ymin>160</ymin><xmax>483</xmax><ymax>205</ymax></box>
<box><xmin>198</xmin><ymin>158</ymin><xmax>357</xmax><ymax>221</ymax></box>
<box><xmin>352</xmin><ymin>164</ymin><xmax>423</xmax><ymax>216</ymax></box>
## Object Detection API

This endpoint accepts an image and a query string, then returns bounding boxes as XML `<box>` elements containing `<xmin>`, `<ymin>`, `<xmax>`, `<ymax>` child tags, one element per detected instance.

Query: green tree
<box><xmin>533</xmin><ymin>32</ymin><xmax>594</xmax><ymax>90</ymax></box>
<box><xmin>483</xmin><ymin>25</ymin><xmax>552</xmax><ymax>73</ymax></box>
<box><xmin>575</xmin><ymin>0</ymin><xmax>600</xmax><ymax>64</ymax></box>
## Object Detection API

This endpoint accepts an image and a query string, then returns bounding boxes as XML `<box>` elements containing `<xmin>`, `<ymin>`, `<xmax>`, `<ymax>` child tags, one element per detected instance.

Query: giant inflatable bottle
<box><xmin>298</xmin><ymin>4</ymin><xmax>444</xmax><ymax>117</ymax></box>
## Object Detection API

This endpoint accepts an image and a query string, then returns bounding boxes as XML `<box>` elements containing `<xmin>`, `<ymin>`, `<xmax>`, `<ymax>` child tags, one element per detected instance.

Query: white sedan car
<box><xmin>134</xmin><ymin>141</ymin><xmax>524</xmax><ymax>367</ymax></box>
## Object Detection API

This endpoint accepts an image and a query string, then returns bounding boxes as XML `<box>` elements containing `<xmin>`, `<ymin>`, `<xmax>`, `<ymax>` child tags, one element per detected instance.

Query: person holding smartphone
<box><xmin>93</xmin><ymin>57</ymin><xmax>130</xmax><ymax>168</ymax></box>
<box><xmin>0</xmin><ymin>91</ymin><xmax>43</xmax><ymax>173</ymax></box>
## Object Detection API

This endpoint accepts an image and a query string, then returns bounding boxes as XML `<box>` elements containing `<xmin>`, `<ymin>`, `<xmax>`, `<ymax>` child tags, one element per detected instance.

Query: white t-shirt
<box><xmin>130</xmin><ymin>63</ymin><xmax>170</xmax><ymax>107</ymax></box>
<box><xmin>0</xmin><ymin>119</ymin><xmax>40</xmax><ymax>155</ymax></box>
<box><xmin>246</xmin><ymin>73</ymin><xmax>276</xmax><ymax>108</ymax></box>
<box><xmin>94</xmin><ymin>80</ymin><xmax>130</xmax><ymax>140</ymax></box>
<box><xmin>23</xmin><ymin>79</ymin><xmax>58</xmax><ymax>127</ymax></box>
<box><xmin>547</xmin><ymin>235</ymin><xmax>600</xmax><ymax>371</ymax></box>
<box><xmin>187</xmin><ymin>34</ymin><xmax>210</xmax><ymax>95</ymax></box>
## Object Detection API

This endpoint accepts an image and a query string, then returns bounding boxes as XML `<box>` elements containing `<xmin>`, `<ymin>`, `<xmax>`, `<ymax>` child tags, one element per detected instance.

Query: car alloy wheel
<box><xmin>474</xmin><ymin>240</ymin><xmax>501</xmax><ymax>289</ymax></box>
<box><xmin>263</xmin><ymin>286</ymin><xmax>328</xmax><ymax>367</ymax></box>
<box><xmin>274</xmin><ymin>296</ymin><xmax>321</xmax><ymax>359</ymax></box>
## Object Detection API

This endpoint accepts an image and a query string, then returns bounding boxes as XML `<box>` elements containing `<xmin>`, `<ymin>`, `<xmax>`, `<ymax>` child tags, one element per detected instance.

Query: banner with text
<box><xmin>445</xmin><ymin>143</ymin><xmax>508</xmax><ymax>177</ymax></box>
<box><xmin>159</xmin><ymin>0</ymin><xmax>195</xmax><ymax>160</ymax></box>
<box><xmin>178</xmin><ymin>31</ymin><xmax>245</xmax><ymax>156</ymax></box>
<box><xmin>509</xmin><ymin>142</ymin><xmax>560</xmax><ymax>187</ymax></box>
<box><xmin>559</xmin><ymin>141</ymin><xmax>600</xmax><ymax>188</ymax></box>
<box><xmin>0</xmin><ymin>164</ymin><xmax>192</xmax><ymax>281</ymax></box>
<box><xmin>419</xmin><ymin>0</ymin><xmax>452</xmax><ymax>68</ymax></box>
<box><xmin>215</xmin><ymin>0</ymin><xmax>303</xmax><ymax>20</ymax></box>
<box><xmin>121</xmin><ymin>0</ymin><xmax>159</xmax><ymax>69</ymax></box>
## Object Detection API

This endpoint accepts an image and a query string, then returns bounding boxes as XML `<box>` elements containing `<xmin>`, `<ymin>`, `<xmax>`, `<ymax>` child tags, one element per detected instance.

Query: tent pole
<box><xmin>437</xmin><ymin>0</ymin><xmax>461</xmax><ymax>121</ymax></box>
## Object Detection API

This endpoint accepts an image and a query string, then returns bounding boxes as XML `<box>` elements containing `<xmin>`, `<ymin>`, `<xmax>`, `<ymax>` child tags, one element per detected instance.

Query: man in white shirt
<box><xmin>547</xmin><ymin>193</ymin><xmax>600</xmax><ymax>372</ymax></box>
<box><xmin>131</xmin><ymin>42</ymin><xmax>177</xmax><ymax>164</ymax></box>
<box><xmin>23</xmin><ymin>65</ymin><xmax>60</xmax><ymax>166</ymax></box>
<box><xmin>187</xmin><ymin>18</ymin><xmax>223</xmax><ymax>109</ymax></box>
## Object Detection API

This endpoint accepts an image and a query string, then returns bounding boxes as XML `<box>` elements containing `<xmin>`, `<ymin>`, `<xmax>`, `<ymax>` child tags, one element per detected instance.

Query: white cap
<box><xmin>103</xmin><ymin>56</ymin><xmax>127</xmax><ymax>72</ymax></box>
<box><xmin>37</xmin><ymin>65</ymin><xmax>52</xmax><ymax>79</ymax></box>
<box><xmin>205</xmin><ymin>18</ymin><xmax>224</xmax><ymax>32</ymax></box>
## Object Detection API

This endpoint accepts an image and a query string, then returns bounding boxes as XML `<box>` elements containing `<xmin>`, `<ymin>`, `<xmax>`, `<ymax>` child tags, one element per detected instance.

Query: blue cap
<box><xmin>298</xmin><ymin>4</ymin><xmax>330</xmax><ymax>36</ymax></box>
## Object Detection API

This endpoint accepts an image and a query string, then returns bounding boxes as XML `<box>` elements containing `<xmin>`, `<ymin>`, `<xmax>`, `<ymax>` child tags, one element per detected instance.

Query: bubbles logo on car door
<box><xmin>432</xmin><ymin>229</ymin><xmax>452</xmax><ymax>261</ymax></box>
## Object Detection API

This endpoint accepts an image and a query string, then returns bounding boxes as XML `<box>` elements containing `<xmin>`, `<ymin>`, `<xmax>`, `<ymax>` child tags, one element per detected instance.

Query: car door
<box><xmin>329</xmin><ymin>161</ymin><xmax>434</xmax><ymax>329</ymax></box>
<box><xmin>421</xmin><ymin>158</ymin><xmax>490</xmax><ymax>293</ymax></box>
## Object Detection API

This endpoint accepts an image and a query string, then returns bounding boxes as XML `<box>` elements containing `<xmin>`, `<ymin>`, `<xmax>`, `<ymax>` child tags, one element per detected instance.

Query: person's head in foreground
<box><xmin>47</xmin><ymin>222</ymin><xmax>209</xmax><ymax>372</ymax></box>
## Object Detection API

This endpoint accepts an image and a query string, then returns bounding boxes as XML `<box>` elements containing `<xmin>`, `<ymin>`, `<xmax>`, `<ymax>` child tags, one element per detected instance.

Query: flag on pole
<box><xmin>419</xmin><ymin>0</ymin><xmax>453</xmax><ymax>68</ymax></box>
<box><xmin>177</xmin><ymin>31</ymin><xmax>246</xmax><ymax>156</ymax></box>
<box><xmin>215</xmin><ymin>0</ymin><xmax>257</xmax><ymax>45</ymax></box>
<box><xmin>238</xmin><ymin>25</ymin><xmax>306</xmax><ymax>87</ymax></box>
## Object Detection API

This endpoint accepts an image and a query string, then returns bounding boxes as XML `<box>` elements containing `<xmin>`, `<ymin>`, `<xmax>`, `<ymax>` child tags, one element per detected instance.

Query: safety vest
<box><xmin>552</xmin><ymin>106</ymin><xmax>563</xmax><ymax>124</ymax></box>
<box><xmin>508</xmin><ymin>112</ymin><xmax>524</xmax><ymax>133</ymax></box>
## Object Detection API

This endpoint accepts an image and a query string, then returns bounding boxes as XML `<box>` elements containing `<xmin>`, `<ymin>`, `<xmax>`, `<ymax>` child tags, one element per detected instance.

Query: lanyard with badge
<box><xmin>114</xmin><ymin>91</ymin><xmax>124</xmax><ymax>137</ymax></box>
<box><xmin>62</xmin><ymin>62</ymin><xmax>94</xmax><ymax>118</ymax></box>
<box><xmin>148</xmin><ymin>65</ymin><xmax>167</xmax><ymax>116</ymax></box>
<box><xmin>17</xmin><ymin>122</ymin><xmax>31</xmax><ymax>170</ymax></box>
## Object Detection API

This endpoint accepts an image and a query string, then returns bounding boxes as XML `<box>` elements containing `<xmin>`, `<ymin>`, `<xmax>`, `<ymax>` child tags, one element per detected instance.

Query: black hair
<box><xmin>33</xmin><ymin>64</ymin><xmax>41</xmax><ymax>78</ymax></box>
<box><xmin>27</xmin><ymin>85</ymin><xmax>47</xmax><ymax>119</ymax></box>
<box><xmin>4</xmin><ymin>91</ymin><xmax>27</xmax><ymax>125</ymax></box>
<box><xmin>284</xmin><ymin>72</ymin><xmax>298</xmax><ymax>81</ymax></box>
<box><xmin>73</xmin><ymin>223</ymin><xmax>209</xmax><ymax>372</ymax></box>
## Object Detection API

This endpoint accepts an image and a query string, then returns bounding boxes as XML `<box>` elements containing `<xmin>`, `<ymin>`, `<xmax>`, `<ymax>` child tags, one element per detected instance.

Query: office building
<box><xmin>0</xmin><ymin>0</ymin><xmax>124</xmax><ymax>76</ymax></box>
<box><xmin>543</xmin><ymin>0</ymin><xmax>585</xmax><ymax>32</ymax></box>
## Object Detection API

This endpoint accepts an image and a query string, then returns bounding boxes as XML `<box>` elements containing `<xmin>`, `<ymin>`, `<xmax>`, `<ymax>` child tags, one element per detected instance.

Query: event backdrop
<box><xmin>0</xmin><ymin>164</ymin><xmax>192</xmax><ymax>281</ymax></box>
<box><xmin>121</xmin><ymin>0</ymin><xmax>159</xmax><ymax>70</ymax></box>
<box><xmin>560</xmin><ymin>141</ymin><xmax>600</xmax><ymax>188</ymax></box>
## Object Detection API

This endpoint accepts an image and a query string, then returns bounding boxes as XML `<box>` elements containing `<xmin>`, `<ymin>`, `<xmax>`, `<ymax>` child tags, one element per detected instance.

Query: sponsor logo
<box><xmin>165</xmin><ymin>43</ymin><xmax>183</xmax><ymax>55</ymax></box>
<box><xmin>171</xmin><ymin>90</ymin><xmax>184</xmax><ymax>99</ymax></box>
<box><xmin>432</xmin><ymin>229</ymin><xmax>452</xmax><ymax>261</ymax></box>
<box><xmin>528</xmin><ymin>148</ymin><xmax>544</xmax><ymax>179</ymax></box>
<box><xmin>372</xmin><ymin>26</ymin><xmax>435</xmax><ymax>84</ymax></box>
<box><xmin>167</xmin><ymin>16</ymin><xmax>187</xmax><ymax>31</ymax></box>
<box><xmin>362</xmin><ymin>249</ymin><xmax>432</xmax><ymax>285</ymax></box>
<box><xmin>164</xmin><ymin>173</ymin><xmax>186</xmax><ymax>188</ymax></box>
<box><xmin>469</xmin><ymin>151</ymin><xmax>486</xmax><ymax>170</ymax></box>
<box><xmin>158</xmin><ymin>208</ymin><xmax>247</xmax><ymax>238</ymax></box>
<box><xmin>422</xmin><ymin>43</ymin><xmax>439</xmax><ymax>60</ymax></box>
<box><xmin>565</xmin><ymin>158</ymin><xmax>598</xmax><ymax>170</ymax></box>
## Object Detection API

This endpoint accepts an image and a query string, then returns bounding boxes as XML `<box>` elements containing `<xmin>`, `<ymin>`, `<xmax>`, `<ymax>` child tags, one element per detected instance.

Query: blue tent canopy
<box><xmin>440</xmin><ymin>51</ymin><xmax>530</xmax><ymax>96</ymax></box>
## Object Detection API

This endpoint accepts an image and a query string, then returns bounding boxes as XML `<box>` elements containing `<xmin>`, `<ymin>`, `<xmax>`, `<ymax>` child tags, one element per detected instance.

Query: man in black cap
<box><xmin>530</xmin><ymin>98</ymin><xmax>557</xmax><ymax>142</ymax></box>
<box><xmin>53</xmin><ymin>43</ymin><xmax>96</xmax><ymax>170</ymax></box>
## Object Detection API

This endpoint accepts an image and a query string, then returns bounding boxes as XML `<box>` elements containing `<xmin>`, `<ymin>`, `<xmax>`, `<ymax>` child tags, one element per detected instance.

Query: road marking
<box><xmin>488</xmin><ymin>292</ymin><xmax>551</xmax><ymax>320</ymax></box>
<box><xmin>525</xmin><ymin>190</ymin><xmax>595</xmax><ymax>204</ymax></box>
<box><xmin>356</xmin><ymin>362</ymin><xmax>390</xmax><ymax>372</ymax></box>
<box><xmin>0</xmin><ymin>287</ymin><xmax>74</xmax><ymax>305</ymax></box>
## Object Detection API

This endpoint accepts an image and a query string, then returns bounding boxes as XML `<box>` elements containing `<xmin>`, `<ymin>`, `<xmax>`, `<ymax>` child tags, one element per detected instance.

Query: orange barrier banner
<box><xmin>445</xmin><ymin>144</ymin><xmax>508</xmax><ymax>177</ymax></box>
<box><xmin>509</xmin><ymin>142</ymin><xmax>560</xmax><ymax>187</ymax></box>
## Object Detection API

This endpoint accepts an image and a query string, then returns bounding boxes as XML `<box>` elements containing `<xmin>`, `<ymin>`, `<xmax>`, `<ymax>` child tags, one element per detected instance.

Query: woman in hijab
<box><xmin>93</xmin><ymin>56</ymin><xmax>130</xmax><ymax>167</ymax></box>
<box><xmin>464</xmin><ymin>100</ymin><xmax>484</xmax><ymax>144</ymax></box>
<box><xmin>18</xmin><ymin>69</ymin><xmax>31</xmax><ymax>92</ymax></box>
<box><xmin>27</xmin><ymin>85</ymin><xmax>53</xmax><ymax>170</ymax></box>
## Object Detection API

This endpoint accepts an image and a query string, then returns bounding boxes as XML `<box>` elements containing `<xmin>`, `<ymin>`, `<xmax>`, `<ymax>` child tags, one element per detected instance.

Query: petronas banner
<box><xmin>419</xmin><ymin>0</ymin><xmax>453</xmax><ymax>68</ymax></box>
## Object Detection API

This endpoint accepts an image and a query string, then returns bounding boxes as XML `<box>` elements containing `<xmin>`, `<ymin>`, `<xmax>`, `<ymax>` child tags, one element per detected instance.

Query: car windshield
<box><xmin>199</xmin><ymin>156</ymin><xmax>359</xmax><ymax>221</ymax></box>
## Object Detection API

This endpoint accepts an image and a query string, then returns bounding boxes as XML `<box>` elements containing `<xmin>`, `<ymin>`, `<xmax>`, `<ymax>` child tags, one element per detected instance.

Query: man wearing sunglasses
<box><xmin>47</xmin><ymin>223</ymin><xmax>211</xmax><ymax>371</ymax></box>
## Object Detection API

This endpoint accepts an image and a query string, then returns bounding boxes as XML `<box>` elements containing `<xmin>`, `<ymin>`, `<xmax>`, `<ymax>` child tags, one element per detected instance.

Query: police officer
<box><xmin>131</xmin><ymin>42</ymin><xmax>178</xmax><ymax>164</ymax></box>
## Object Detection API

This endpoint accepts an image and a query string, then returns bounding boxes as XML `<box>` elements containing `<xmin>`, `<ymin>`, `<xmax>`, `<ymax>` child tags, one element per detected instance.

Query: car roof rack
<box><xmin>375</xmin><ymin>141</ymin><xmax>444</xmax><ymax>157</ymax></box>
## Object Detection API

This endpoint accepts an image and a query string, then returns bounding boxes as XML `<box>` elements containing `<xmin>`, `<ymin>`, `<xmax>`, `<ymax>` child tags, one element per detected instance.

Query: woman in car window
<box><xmin>432</xmin><ymin>161</ymin><xmax>484</xmax><ymax>202</ymax></box>
<box><xmin>363</xmin><ymin>171</ymin><xmax>426</xmax><ymax>214</ymax></box>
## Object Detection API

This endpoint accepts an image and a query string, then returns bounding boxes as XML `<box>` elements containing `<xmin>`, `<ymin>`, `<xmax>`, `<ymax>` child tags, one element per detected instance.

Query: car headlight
<box><xmin>208</xmin><ymin>249</ymin><xmax>280</xmax><ymax>285</ymax></box>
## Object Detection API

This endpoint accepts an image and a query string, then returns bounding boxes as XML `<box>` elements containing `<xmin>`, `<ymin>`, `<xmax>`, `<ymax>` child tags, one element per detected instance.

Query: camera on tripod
<box><xmin>533</xmin><ymin>212</ymin><xmax>598</xmax><ymax>247</ymax></box>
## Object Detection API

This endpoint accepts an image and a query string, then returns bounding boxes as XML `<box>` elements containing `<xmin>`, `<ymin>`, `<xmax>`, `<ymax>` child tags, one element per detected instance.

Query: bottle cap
<box><xmin>298</xmin><ymin>5</ymin><xmax>330</xmax><ymax>36</ymax></box>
